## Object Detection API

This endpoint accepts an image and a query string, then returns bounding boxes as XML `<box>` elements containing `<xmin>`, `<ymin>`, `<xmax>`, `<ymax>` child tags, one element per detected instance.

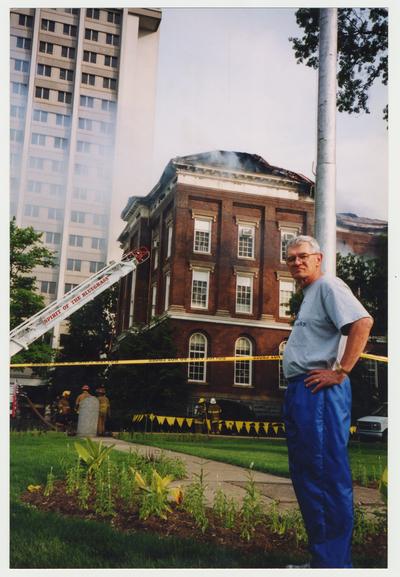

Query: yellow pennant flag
<box><xmin>186</xmin><ymin>418</ymin><xmax>193</xmax><ymax>427</ymax></box>
<box><xmin>272</xmin><ymin>425</ymin><xmax>278</xmax><ymax>435</ymax></box>
<box><xmin>224</xmin><ymin>420</ymin><xmax>234</xmax><ymax>430</ymax></box>
<box><xmin>166</xmin><ymin>417</ymin><xmax>176</xmax><ymax>427</ymax></box>
<box><xmin>149</xmin><ymin>413</ymin><xmax>155</xmax><ymax>422</ymax></box>
<box><xmin>157</xmin><ymin>416</ymin><xmax>166</xmax><ymax>425</ymax></box>
<box><xmin>236</xmin><ymin>421</ymin><xmax>244</xmax><ymax>432</ymax></box>
<box><xmin>254</xmin><ymin>423</ymin><xmax>260</xmax><ymax>434</ymax></box>
<box><xmin>176</xmin><ymin>418</ymin><xmax>185</xmax><ymax>428</ymax></box>
<box><xmin>244</xmin><ymin>422</ymin><xmax>252</xmax><ymax>433</ymax></box>
<box><xmin>350</xmin><ymin>426</ymin><xmax>357</xmax><ymax>434</ymax></box>
<box><xmin>264</xmin><ymin>422</ymin><xmax>270</xmax><ymax>434</ymax></box>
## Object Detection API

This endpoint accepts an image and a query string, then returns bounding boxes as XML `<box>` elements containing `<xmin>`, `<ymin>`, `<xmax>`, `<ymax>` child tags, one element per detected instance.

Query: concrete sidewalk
<box><xmin>96</xmin><ymin>436</ymin><xmax>384</xmax><ymax>512</ymax></box>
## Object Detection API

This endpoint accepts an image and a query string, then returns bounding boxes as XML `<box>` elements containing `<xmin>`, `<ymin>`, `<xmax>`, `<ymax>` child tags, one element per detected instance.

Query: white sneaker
<box><xmin>285</xmin><ymin>563</ymin><xmax>311</xmax><ymax>568</ymax></box>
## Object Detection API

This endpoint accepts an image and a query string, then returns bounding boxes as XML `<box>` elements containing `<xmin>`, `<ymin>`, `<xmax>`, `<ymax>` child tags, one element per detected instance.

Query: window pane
<box><xmin>191</xmin><ymin>270</ymin><xmax>209</xmax><ymax>308</ymax></box>
<box><xmin>234</xmin><ymin>337</ymin><xmax>252</xmax><ymax>385</ymax></box>
<box><xmin>236</xmin><ymin>276</ymin><xmax>252</xmax><ymax>313</ymax></box>
<box><xmin>188</xmin><ymin>333</ymin><xmax>207</xmax><ymax>382</ymax></box>
<box><xmin>238</xmin><ymin>225</ymin><xmax>255</xmax><ymax>258</ymax></box>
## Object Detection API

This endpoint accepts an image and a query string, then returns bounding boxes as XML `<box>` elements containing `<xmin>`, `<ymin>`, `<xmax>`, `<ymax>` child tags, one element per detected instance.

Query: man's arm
<box><xmin>305</xmin><ymin>316</ymin><xmax>374</xmax><ymax>394</ymax></box>
<box><xmin>339</xmin><ymin>317</ymin><xmax>374</xmax><ymax>373</ymax></box>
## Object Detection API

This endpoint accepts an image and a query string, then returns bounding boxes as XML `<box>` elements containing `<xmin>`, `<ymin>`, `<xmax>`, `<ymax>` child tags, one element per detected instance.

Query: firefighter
<box><xmin>56</xmin><ymin>390</ymin><xmax>72</xmax><ymax>432</ymax></box>
<box><xmin>75</xmin><ymin>384</ymin><xmax>91</xmax><ymax>414</ymax></box>
<box><xmin>208</xmin><ymin>397</ymin><xmax>222</xmax><ymax>434</ymax></box>
<box><xmin>96</xmin><ymin>387</ymin><xmax>110</xmax><ymax>436</ymax></box>
<box><xmin>193</xmin><ymin>398</ymin><xmax>207</xmax><ymax>434</ymax></box>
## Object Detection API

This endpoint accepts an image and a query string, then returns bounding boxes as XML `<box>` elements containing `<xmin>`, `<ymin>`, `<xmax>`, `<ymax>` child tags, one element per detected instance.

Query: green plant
<box><xmin>74</xmin><ymin>438</ymin><xmax>115</xmax><ymax>478</ymax></box>
<box><xmin>239</xmin><ymin>470</ymin><xmax>264</xmax><ymax>541</ymax></box>
<box><xmin>115</xmin><ymin>463</ymin><xmax>139</xmax><ymax>507</ymax></box>
<box><xmin>77</xmin><ymin>472</ymin><xmax>90</xmax><ymax>510</ymax></box>
<box><xmin>379</xmin><ymin>467</ymin><xmax>387</xmax><ymax>504</ymax></box>
<box><xmin>266</xmin><ymin>501</ymin><xmax>307</xmax><ymax>546</ymax></box>
<box><xmin>94</xmin><ymin>463</ymin><xmax>115</xmax><ymax>517</ymax></box>
<box><xmin>353</xmin><ymin>504</ymin><xmax>387</xmax><ymax>545</ymax></box>
<box><xmin>182</xmin><ymin>469</ymin><xmax>208</xmax><ymax>533</ymax></box>
<box><xmin>66</xmin><ymin>454</ymin><xmax>82</xmax><ymax>495</ymax></box>
<box><xmin>133</xmin><ymin>468</ymin><xmax>182</xmax><ymax>520</ymax></box>
<box><xmin>212</xmin><ymin>487</ymin><xmax>238</xmax><ymax>529</ymax></box>
<box><xmin>43</xmin><ymin>467</ymin><xmax>55</xmax><ymax>497</ymax></box>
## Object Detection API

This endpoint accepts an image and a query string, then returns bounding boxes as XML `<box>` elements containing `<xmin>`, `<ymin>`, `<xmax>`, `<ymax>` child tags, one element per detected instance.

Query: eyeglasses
<box><xmin>286</xmin><ymin>252</ymin><xmax>319</xmax><ymax>265</ymax></box>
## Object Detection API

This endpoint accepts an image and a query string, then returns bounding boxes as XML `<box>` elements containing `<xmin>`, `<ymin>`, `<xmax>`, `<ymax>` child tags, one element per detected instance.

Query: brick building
<box><xmin>116</xmin><ymin>151</ymin><xmax>315</xmax><ymax>417</ymax></box>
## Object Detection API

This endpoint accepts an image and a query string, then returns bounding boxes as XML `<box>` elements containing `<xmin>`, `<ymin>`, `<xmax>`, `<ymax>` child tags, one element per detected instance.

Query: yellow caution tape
<box><xmin>130</xmin><ymin>414</ymin><xmax>359</xmax><ymax>435</ymax></box>
<box><xmin>359</xmin><ymin>353</ymin><xmax>388</xmax><ymax>363</ymax></box>
<box><xmin>9</xmin><ymin>352</ymin><xmax>387</xmax><ymax>368</ymax></box>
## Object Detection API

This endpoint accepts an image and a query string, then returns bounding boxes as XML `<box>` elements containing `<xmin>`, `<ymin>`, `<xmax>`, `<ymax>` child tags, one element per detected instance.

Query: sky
<box><xmin>151</xmin><ymin>7</ymin><xmax>388</xmax><ymax>221</ymax></box>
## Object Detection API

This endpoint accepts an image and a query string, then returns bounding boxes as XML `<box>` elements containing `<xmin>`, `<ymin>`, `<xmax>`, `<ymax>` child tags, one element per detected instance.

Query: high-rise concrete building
<box><xmin>10</xmin><ymin>7</ymin><xmax>161</xmax><ymax>346</ymax></box>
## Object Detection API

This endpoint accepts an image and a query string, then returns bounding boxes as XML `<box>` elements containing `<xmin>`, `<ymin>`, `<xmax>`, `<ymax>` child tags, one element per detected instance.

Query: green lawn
<box><xmin>119</xmin><ymin>432</ymin><xmax>387</xmax><ymax>485</ymax></box>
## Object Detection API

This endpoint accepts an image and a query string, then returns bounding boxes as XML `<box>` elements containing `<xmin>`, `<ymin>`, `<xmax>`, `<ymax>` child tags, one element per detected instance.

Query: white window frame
<box><xmin>45</xmin><ymin>231</ymin><xmax>61</xmax><ymax>244</ymax></box>
<box><xmin>188</xmin><ymin>333</ymin><xmax>207</xmax><ymax>383</ymax></box>
<box><xmin>280</xmin><ymin>228</ymin><xmax>298</xmax><ymax>263</ymax></box>
<box><xmin>40</xmin><ymin>280</ymin><xmax>56</xmax><ymax>294</ymax></box>
<box><xmin>278</xmin><ymin>341</ymin><xmax>288</xmax><ymax>389</ymax></box>
<box><xmin>234</xmin><ymin>337</ymin><xmax>253</xmax><ymax>387</ymax></box>
<box><xmin>71</xmin><ymin>211</ymin><xmax>86</xmax><ymax>224</ymax></box>
<box><xmin>191</xmin><ymin>269</ymin><xmax>210</xmax><ymax>310</ymax></box>
<box><xmin>279</xmin><ymin>278</ymin><xmax>295</xmax><ymax>318</ymax></box>
<box><xmin>128</xmin><ymin>269</ymin><xmax>137</xmax><ymax>326</ymax></box>
<box><xmin>67</xmin><ymin>258</ymin><xmax>81</xmax><ymax>272</ymax></box>
<box><xmin>193</xmin><ymin>218</ymin><xmax>212</xmax><ymax>254</ymax></box>
<box><xmin>152</xmin><ymin>236</ymin><xmax>159</xmax><ymax>270</ymax></box>
<box><xmin>151</xmin><ymin>284</ymin><xmax>157</xmax><ymax>318</ymax></box>
<box><xmin>166</xmin><ymin>224</ymin><xmax>173</xmax><ymax>258</ymax></box>
<box><xmin>238</xmin><ymin>223</ymin><xmax>255</xmax><ymax>259</ymax></box>
<box><xmin>235</xmin><ymin>274</ymin><xmax>253</xmax><ymax>314</ymax></box>
<box><xmin>69</xmin><ymin>234</ymin><xmax>83</xmax><ymax>247</ymax></box>
<box><xmin>164</xmin><ymin>273</ymin><xmax>170</xmax><ymax>311</ymax></box>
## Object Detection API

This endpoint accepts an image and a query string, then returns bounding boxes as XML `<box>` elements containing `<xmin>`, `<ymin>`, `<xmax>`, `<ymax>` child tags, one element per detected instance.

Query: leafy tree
<box><xmin>336</xmin><ymin>237</ymin><xmax>387</xmax><ymax>337</ymax></box>
<box><xmin>49</xmin><ymin>285</ymin><xmax>118</xmax><ymax>399</ymax></box>
<box><xmin>290</xmin><ymin>8</ymin><xmax>388</xmax><ymax>120</ymax></box>
<box><xmin>10</xmin><ymin>218</ymin><xmax>55</xmax><ymax>365</ymax></box>
<box><xmin>106</xmin><ymin>318</ymin><xmax>192</xmax><ymax>428</ymax></box>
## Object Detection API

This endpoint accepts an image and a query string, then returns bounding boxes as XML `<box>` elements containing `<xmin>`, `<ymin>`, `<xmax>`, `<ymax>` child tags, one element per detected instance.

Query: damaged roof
<box><xmin>337</xmin><ymin>212</ymin><xmax>387</xmax><ymax>234</ymax></box>
<box><xmin>121</xmin><ymin>150</ymin><xmax>314</xmax><ymax>220</ymax></box>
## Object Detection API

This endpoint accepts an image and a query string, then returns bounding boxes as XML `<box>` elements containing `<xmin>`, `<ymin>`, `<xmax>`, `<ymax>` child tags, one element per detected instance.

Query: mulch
<box><xmin>21</xmin><ymin>479</ymin><xmax>387</xmax><ymax>566</ymax></box>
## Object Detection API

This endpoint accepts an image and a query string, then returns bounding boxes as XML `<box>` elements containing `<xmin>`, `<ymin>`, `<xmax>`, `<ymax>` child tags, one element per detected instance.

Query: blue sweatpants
<box><xmin>283</xmin><ymin>374</ymin><xmax>353</xmax><ymax>568</ymax></box>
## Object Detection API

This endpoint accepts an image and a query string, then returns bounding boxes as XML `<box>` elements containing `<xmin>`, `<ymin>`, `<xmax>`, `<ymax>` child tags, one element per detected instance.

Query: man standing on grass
<box><xmin>282</xmin><ymin>235</ymin><xmax>373</xmax><ymax>569</ymax></box>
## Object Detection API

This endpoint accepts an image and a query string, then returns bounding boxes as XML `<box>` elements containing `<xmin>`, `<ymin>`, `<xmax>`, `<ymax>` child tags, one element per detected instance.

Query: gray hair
<box><xmin>287</xmin><ymin>235</ymin><xmax>321</xmax><ymax>253</ymax></box>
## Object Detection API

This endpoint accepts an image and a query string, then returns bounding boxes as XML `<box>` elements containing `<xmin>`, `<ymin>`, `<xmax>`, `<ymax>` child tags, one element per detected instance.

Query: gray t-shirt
<box><xmin>283</xmin><ymin>275</ymin><xmax>371</xmax><ymax>379</ymax></box>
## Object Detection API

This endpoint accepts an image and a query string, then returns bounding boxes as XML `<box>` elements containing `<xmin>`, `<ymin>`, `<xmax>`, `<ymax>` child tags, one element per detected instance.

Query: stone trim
<box><xmin>277</xmin><ymin>220</ymin><xmax>302</xmax><ymax>232</ymax></box>
<box><xmin>191</xmin><ymin>209</ymin><xmax>217</xmax><ymax>222</ymax></box>
<box><xmin>189</xmin><ymin>261</ymin><xmax>215</xmax><ymax>273</ymax></box>
<box><xmin>233</xmin><ymin>266</ymin><xmax>259</xmax><ymax>278</ymax></box>
<box><xmin>275</xmin><ymin>270</ymin><xmax>294</xmax><ymax>281</ymax></box>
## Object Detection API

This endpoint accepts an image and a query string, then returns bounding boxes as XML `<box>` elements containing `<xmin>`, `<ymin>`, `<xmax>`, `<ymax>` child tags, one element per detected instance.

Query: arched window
<box><xmin>234</xmin><ymin>337</ymin><xmax>252</xmax><ymax>386</ymax></box>
<box><xmin>188</xmin><ymin>333</ymin><xmax>207</xmax><ymax>382</ymax></box>
<box><xmin>278</xmin><ymin>340</ymin><xmax>288</xmax><ymax>389</ymax></box>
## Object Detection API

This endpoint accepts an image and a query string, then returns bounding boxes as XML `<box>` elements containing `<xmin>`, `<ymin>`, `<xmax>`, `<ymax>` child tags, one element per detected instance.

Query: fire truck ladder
<box><xmin>10</xmin><ymin>247</ymin><xmax>149</xmax><ymax>358</ymax></box>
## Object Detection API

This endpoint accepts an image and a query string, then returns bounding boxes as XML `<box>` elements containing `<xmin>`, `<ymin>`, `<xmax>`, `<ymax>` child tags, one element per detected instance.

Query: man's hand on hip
<box><xmin>304</xmin><ymin>369</ymin><xmax>346</xmax><ymax>393</ymax></box>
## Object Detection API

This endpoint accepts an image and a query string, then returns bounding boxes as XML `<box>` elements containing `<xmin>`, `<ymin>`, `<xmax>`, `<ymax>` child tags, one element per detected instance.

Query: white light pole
<box><xmin>315</xmin><ymin>8</ymin><xmax>338</xmax><ymax>275</ymax></box>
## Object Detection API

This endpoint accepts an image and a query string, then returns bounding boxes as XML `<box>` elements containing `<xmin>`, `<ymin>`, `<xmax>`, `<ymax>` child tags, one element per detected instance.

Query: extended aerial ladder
<box><xmin>10</xmin><ymin>247</ymin><xmax>150</xmax><ymax>358</ymax></box>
